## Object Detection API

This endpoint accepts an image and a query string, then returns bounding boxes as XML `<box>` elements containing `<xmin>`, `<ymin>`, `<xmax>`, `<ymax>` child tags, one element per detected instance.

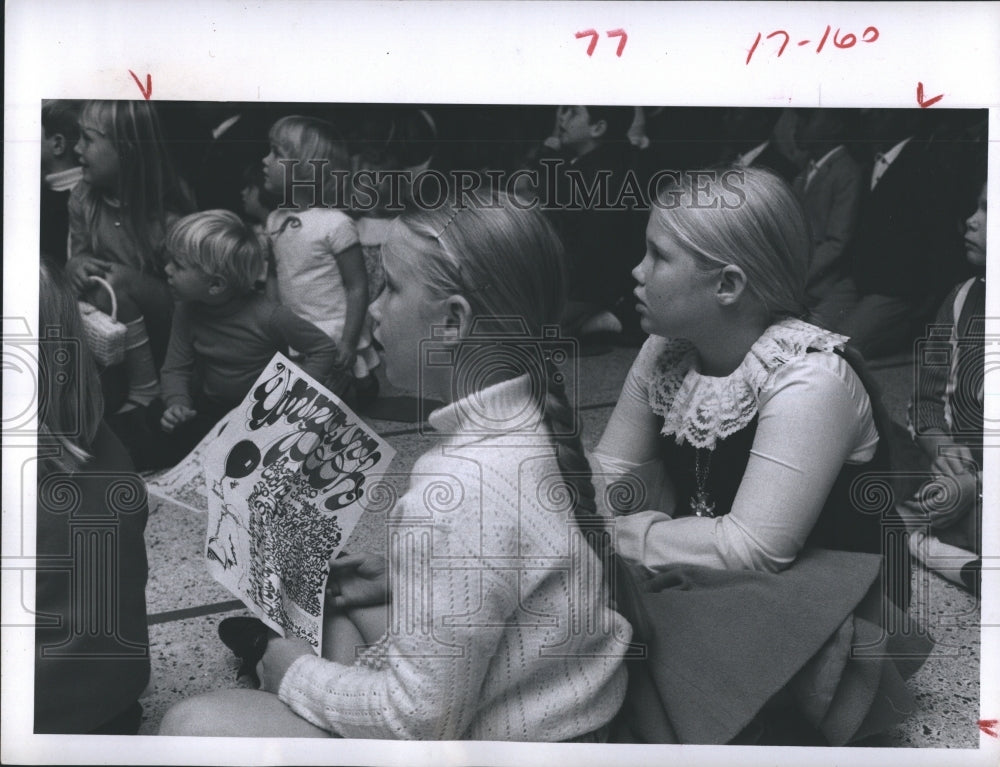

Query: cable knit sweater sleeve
<box><xmin>277</xmin><ymin>458</ymin><xmax>520</xmax><ymax>739</ymax></box>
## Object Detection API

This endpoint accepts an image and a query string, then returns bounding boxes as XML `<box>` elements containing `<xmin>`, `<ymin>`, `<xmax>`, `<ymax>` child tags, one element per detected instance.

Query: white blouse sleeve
<box><xmin>613</xmin><ymin>352</ymin><xmax>878</xmax><ymax>573</ymax></box>
<box><xmin>592</xmin><ymin>338</ymin><xmax>678</xmax><ymax>516</ymax></box>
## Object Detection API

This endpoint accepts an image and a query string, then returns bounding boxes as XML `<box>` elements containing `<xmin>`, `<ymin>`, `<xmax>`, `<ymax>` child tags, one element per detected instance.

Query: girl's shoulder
<box><xmin>267</xmin><ymin>207</ymin><xmax>357</xmax><ymax>238</ymax></box>
<box><xmin>301</xmin><ymin>207</ymin><xmax>355</xmax><ymax>226</ymax></box>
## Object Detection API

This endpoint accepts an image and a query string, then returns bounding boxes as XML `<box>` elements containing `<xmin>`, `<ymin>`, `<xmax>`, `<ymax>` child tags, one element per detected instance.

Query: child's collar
<box><xmin>427</xmin><ymin>374</ymin><xmax>547</xmax><ymax>444</ymax></box>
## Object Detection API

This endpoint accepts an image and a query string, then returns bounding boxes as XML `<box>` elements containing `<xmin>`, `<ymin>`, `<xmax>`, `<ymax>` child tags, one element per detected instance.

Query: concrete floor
<box><xmin>136</xmin><ymin>342</ymin><xmax>982</xmax><ymax>747</ymax></box>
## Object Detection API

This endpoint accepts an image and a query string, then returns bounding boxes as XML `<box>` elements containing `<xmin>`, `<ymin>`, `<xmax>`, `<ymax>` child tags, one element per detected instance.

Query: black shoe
<box><xmin>355</xmin><ymin>373</ymin><xmax>381</xmax><ymax>411</ymax></box>
<box><xmin>218</xmin><ymin>617</ymin><xmax>270</xmax><ymax>686</ymax></box>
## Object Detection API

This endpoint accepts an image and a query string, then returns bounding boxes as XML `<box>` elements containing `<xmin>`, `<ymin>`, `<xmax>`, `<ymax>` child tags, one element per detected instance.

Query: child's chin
<box><xmin>966</xmin><ymin>251</ymin><xmax>986</xmax><ymax>268</ymax></box>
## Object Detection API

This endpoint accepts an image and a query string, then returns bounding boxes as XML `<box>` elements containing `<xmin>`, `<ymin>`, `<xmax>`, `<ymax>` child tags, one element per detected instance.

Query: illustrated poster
<box><xmin>144</xmin><ymin>414</ymin><xmax>233</xmax><ymax>514</ymax></box>
<box><xmin>200</xmin><ymin>353</ymin><xmax>395</xmax><ymax>650</ymax></box>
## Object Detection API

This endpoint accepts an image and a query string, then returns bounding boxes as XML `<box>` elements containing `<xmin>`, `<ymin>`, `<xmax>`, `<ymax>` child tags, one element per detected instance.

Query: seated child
<box><xmin>35</xmin><ymin>260</ymin><xmax>150</xmax><ymax>734</ymax></box>
<box><xmin>536</xmin><ymin>105</ymin><xmax>646</xmax><ymax>339</ymax></box>
<box><xmin>238</xmin><ymin>162</ymin><xmax>277</xmax><ymax>290</ymax></box>
<box><xmin>150</xmin><ymin>210</ymin><xmax>339</xmax><ymax>468</ymax></box>
<box><xmin>67</xmin><ymin>100</ymin><xmax>195</xmax><ymax>415</ymax></box>
<box><xmin>263</xmin><ymin>115</ymin><xmax>379</xmax><ymax>404</ymax></box>
<box><xmin>159</xmin><ymin>196</ymin><xmax>641</xmax><ymax>740</ymax></box>
<box><xmin>40</xmin><ymin>99</ymin><xmax>83</xmax><ymax>267</ymax></box>
<box><xmin>899</xmin><ymin>180</ymin><xmax>986</xmax><ymax>593</ymax></box>
<box><xmin>717</xmin><ymin>107</ymin><xmax>800</xmax><ymax>183</ymax></box>
<box><xmin>791</xmin><ymin>109</ymin><xmax>863</xmax><ymax>331</ymax></box>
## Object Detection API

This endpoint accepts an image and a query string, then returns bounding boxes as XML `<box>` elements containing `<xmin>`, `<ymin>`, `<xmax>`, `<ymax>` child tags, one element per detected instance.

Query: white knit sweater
<box><xmin>278</xmin><ymin>376</ymin><xmax>632</xmax><ymax>740</ymax></box>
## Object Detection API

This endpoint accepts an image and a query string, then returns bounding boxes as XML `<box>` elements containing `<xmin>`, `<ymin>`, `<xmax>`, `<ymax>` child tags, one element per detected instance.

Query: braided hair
<box><xmin>383</xmin><ymin>191</ymin><xmax>648</xmax><ymax>644</ymax></box>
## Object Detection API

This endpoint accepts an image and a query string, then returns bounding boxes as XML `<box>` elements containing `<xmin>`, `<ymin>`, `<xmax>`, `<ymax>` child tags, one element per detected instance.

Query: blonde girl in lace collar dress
<box><xmin>596</xmin><ymin>167</ymin><xmax>923</xmax><ymax>746</ymax></box>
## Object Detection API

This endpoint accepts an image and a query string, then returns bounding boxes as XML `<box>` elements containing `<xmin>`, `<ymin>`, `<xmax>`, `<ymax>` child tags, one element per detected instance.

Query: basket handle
<box><xmin>89</xmin><ymin>276</ymin><xmax>119</xmax><ymax>322</ymax></box>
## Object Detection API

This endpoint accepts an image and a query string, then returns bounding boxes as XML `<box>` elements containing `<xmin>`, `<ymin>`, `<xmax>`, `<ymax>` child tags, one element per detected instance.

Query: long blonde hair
<box><xmin>652</xmin><ymin>167</ymin><xmax>812</xmax><ymax>320</ymax></box>
<box><xmin>269</xmin><ymin>115</ymin><xmax>350</xmax><ymax>207</ymax></box>
<box><xmin>38</xmin><ymin>260</ymin><xmax>104</xmax><ymax>474</ymax></box>
<box><xmin>78</xmin><ymin>100</ymin><xmax>194</xmax><ymax>272</ymax></box>
<box><xmin>384</xmin><ymin>193</ymin><xmax>648</xmax><ymax>644</ymax></box>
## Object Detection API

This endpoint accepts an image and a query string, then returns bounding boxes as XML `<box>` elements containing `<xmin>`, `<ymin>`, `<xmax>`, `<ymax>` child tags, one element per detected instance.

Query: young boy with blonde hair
<box><xmin>149</xmin><ymin>210</ymin><xmax>338</xmax><ymax>467</ymax></box>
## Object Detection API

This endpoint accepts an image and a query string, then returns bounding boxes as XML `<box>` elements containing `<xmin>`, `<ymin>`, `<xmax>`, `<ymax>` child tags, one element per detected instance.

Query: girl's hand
<box><xmin>929</xmin><ymin>444</ymin><xmax>976</xmax><ymax>478</ymax></box>
<box><xmin>916</xmin><ymin>429</ymin><xmax>975</xmax><ymax>477</ymax></box>
<box><xmin>161</xmin><ymin>404</ymin><xmax>197</xmax><ymax>433</ymax></box>
<box><xmin>926</xmin><ymin>470</ymin><xmax>979</xmax><ymax>530</ymax></box>
<box><xmin>326</xmin><ymin>552</ymin><xmax>388</xmax><ymax>610</ymax></box>
<box><xmin>257</xmin><ymin>635</ymin><xmax>314</xmax><ymax>694</ymax></box>
<box><xmin>334</xmin><ymin>341</ymin><xmax>357</xmax><ymax>372</ymax></box>
<box><xmin>66</xmin><ymin>256</ymin><xmax>111</xmax><ymax>295</ymax></box>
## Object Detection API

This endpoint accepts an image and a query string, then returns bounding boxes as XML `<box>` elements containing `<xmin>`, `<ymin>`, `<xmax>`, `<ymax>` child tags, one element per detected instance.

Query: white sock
<box><xmin>117</xmin><ymin>317</ymin><xmax>159</xmax><ymax>412</ymax></box>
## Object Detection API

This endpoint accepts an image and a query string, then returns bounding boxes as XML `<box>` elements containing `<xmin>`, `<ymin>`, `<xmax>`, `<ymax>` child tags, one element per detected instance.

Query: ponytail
<box><xmin>540</xmin><ymin>355</ymin><xmax>649</xmax><ymax>648</ymax></box>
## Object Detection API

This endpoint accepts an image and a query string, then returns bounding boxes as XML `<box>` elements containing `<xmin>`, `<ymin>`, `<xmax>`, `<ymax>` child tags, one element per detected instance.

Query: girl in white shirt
<box><xmin>596</xmin><ymin>167</ymin><xmax>921</xmax><ymax>746</ymax></box>
<box><xmin>262</xmin><ymin>115</ymin><xmax>379</xmax><ymax>400</ymax></box>
<box><xmin>160</xmin><ymin>194</ymin><xmax>641</xmax><ymax>741</ymax></box>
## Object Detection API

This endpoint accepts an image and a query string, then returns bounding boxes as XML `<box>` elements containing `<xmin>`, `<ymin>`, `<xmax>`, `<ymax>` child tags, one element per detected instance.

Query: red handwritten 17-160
<box><xmin>746</xmin><ymin>25</ymin><xmax>879</xmax><ymax>65</ymax></box>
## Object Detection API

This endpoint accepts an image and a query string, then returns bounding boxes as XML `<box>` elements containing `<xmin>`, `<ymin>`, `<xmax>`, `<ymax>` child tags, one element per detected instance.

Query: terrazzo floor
<box><xmin>134</xmin><ymin>342</ymin><xmax>986</xmax><ymax>750</ymax></box>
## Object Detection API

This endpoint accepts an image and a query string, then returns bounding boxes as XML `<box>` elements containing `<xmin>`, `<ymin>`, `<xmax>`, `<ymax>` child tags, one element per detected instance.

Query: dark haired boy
<box><xmin>40</xmin><ymin>100</ymin><xmax>83</xmax><ymax>267</ymax></box>
<box><xmin>538</xmin><ymin>105</ymin><xmax>646</xmax><ymax>339</ymax></box>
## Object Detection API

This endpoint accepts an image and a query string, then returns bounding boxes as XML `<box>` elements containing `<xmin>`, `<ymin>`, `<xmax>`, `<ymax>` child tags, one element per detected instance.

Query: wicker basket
<box><xmin>78</xmin><ymin>276</ymin><xmax>127</xmax><ymax>367</ymax></box>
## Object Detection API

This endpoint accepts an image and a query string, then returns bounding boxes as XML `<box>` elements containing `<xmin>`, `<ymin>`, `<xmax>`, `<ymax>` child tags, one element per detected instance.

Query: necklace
<box><xmin>690</xmin><ymin>448</ymin><xmax>716</xmax><ymax>518</ymax></box>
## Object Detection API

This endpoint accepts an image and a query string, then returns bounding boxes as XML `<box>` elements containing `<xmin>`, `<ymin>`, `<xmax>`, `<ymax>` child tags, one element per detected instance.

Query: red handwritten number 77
<box><xmin>575</xmin><ymin>28</ymin><xmax>628</xmax><ymax>57</ymax></box>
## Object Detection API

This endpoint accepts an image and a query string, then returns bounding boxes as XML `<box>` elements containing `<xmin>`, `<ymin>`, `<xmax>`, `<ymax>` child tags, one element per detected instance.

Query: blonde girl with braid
<box><xmin>160</xmin><ymin>193</ymin><xmax>642</xmax><ymax>741</ymax></box>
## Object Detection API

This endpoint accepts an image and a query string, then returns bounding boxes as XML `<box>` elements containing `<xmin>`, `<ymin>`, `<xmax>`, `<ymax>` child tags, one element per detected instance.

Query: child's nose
<box><xmin>632</xmin><ymin>261</ymin><xmax>645</xmax><ymax>283</ymax></box>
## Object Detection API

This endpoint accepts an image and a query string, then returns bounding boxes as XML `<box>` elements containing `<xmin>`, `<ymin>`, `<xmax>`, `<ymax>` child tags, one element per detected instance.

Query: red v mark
<box><xmin>128</xmin><ymin>70</ymin><xmax>152</xmax><ymax>100</ymax></box>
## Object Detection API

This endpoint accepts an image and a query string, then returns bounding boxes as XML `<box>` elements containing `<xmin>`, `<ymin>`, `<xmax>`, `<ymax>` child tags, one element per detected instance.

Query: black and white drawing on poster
<box><xmin>201</xmin><ymin>352</ymin><xmax>395</xmax><ymax>650</ymax></box>
<box><xmin>145</xmin><ymin>413</ymin><xmax>234</xmax><ymax>514</ymax></box>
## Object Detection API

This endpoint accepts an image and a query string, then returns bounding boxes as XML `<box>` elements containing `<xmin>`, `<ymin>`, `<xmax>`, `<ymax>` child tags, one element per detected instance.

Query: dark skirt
<box><xmin>612</xmin><ymin>548</ymin><xmax>932</xmax><ymax>745</ymax></box>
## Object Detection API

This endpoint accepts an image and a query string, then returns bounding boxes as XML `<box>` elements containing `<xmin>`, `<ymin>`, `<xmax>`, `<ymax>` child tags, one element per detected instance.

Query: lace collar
<box><xmin>643</xmin><ymin>318</ymin><xmax>848</xmax><ymax>449</ymax></box>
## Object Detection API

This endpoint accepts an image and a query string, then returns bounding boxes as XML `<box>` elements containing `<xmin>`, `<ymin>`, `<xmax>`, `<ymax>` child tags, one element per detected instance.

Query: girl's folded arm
<box><xmin>278</xmin><ymin>533</ymin><xmax>515</xmax><ymax>739</ymax></box>
<box><xmin>593</xmin><ymin>343</ymin><xmax>670</xmax><ymax>510</ymax></box>
<box><xmin>278</xmin><ymin>466</ymin><xmax>517</xmax><ymax>739</ymax></box>
<box><xmin>616</xmin><ymin>355</ymin><xmax>870</xmax><ymax>572</ymax></box>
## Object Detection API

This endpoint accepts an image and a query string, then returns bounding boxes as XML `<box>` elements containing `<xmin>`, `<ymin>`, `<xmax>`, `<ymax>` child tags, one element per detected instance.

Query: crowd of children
<box><xmin>36</xmin><ymin>100</ymin><xmax>986</xmax><ymax>740</ymax></box>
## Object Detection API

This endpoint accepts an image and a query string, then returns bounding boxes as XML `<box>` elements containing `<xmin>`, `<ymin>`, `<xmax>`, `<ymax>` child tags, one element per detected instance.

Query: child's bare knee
<box><xmin>158</xmin><ymin>697</ymin><xmax>212</xmax><ymax>736</ymax></box>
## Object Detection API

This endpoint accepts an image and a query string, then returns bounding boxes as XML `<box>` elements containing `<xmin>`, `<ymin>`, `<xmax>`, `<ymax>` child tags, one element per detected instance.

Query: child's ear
<box><xmin>715</xmin><ymin>265</ymin><xmax>749</xmax><ymax>306</ymax></box>
<box><xmin>50</xmin><ymin>133</ymin><xmax>68</xmax><ymax>158</ymax></box>
<box><xmin>443</xmin><ymin>294</ymin><xmax>473</xmax><ymax>340</ymax></box>
<box><xmin>207</xmin><ymin>275</ymin><xmax>231</xmax><ymax>296</ymax></box>
<box><xmin>589</xmin><ymin>119</ymin><xmax>608</xmax><ymax>139</ymax></box>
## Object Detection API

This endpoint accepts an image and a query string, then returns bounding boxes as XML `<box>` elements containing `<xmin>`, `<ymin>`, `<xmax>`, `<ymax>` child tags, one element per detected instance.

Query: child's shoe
<box><xmin>218</xmin><ymin>616</ymin><xmax>270</xmax><ymax>687</ymax></box>
<box><xmin>355</xmin><ymin>372</ymin><xmax>381</xmax><ymax>410</ymax></box>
